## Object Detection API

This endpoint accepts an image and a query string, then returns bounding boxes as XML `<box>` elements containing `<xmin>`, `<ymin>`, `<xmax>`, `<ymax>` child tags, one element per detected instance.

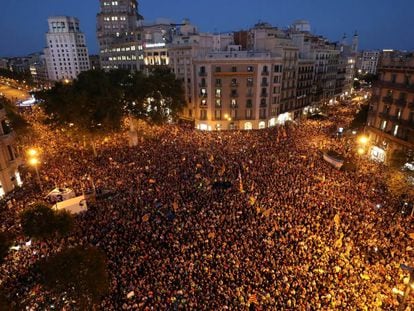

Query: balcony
<box><xmin>379</xmin><ymin>112</ymin><xmax>392</xmax><ymax>120</ymax></box>
<box><xmin>261</xmin><ymin>82</ymin><xmax>269</xmax><ymax>87</ymax></box>
<box><xmin>198</xmin><ymin>83</ymin><xmax>207</xmax><ymax>87</ymax></box>
<box><xmin>199</xmin><ymin>92</ymin><xmax>208</xmax><ymax>98</ymax></box>
<box><xmin>230</xmin><ymin>83</ymin><xmax>239</xmax><ymax>87</ymax></box>
<box><xmin>198</xmin><ymin>71</ymin><xmax>207</xmax><ymax>77</ymax></box>
<box><xmin>260</xmin><ymin>92</ymin><xmax>268</xmax><ymax>98</ymax></box>
<box><xmin>246</xmin><ymin>92</ymin><xmax>254</xmax><ymax>97</ymax></box>
<box><xmin>382</xmin><ymin>95</ymin><xmax>393</xmax><ymax>104</ymax></box>
<box><xmin>395</xmin><ymin>98</ymin><xmax>407</xmax><ymax>107</ymax></box>
<box><xmin>230</xmin><ymin>92</ymin><xmax>239</xmax><ymax>98</ymax></box>
<box><xmin>261</xmin><ymin>71</ymin><xmax>269</xmax><ymax>76</ymax></box>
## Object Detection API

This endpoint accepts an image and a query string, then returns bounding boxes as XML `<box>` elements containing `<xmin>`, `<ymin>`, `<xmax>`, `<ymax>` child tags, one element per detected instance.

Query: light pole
<box><xmin>27</xmin><ymin>148</ymin><xmax>42</xmax><ymax>191</ymax></box>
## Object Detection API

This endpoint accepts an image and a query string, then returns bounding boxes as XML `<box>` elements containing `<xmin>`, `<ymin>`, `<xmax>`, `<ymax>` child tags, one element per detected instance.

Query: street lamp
<box><xmin>358</xmin><ymin>135</ymin><xmax>369</xmax><ymax>145</ymax></box>
<box><xmin>357</xmin><ymin>147</ymin><xmax>365</xmax><ymax>155</ymax></box>
<box><xmin>27</xmin><ymin>149</ymin><xmax>42</xmax><ymax>190</ymax></box>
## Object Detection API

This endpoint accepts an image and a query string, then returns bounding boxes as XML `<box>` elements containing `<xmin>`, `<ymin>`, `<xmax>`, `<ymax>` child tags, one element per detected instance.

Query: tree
<box><xmin>350</xmin><ymin>104</ymin><xmax>369</xmax><ymax>129</ymax></box>
<box><xmin>20</xmin><ymin>202</ymin><xmax>74</xmax><ymax>239</ymax></box>
<box><xmin>37</xmin><ymin>246</ymin><xmax>109</xmax><ymax>309</ymax></box>
<box><xmin>0</xmin><ymin>288</ymin><xmax>12</xmax><ymax>311</ymax></box>
<box><xmin>127</xmin><ymin>67</ymin><xmax>186</xmax><ymax>124</ymax></box>
<box><xmin>0</xmin><ymin>96</ymin><xmax>30</xmax><ymax>137</ymax></box>
<box><xmin>0</xmin><ymin>231</ymin><xmax>12</xmax><ymax>264</ymax></box>
<box><xmin>38</xmin><ymin>70</ymin><xmax>125</xmax><ymax>155</ymax></box>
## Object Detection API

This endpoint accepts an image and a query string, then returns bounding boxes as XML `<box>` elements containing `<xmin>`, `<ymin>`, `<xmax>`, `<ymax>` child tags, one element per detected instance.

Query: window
<box><xmin>215</xmin><ymin>110</ymin><xmax>221</xmax><ymax>120</ymax></box>
<box><xmin>232</xmin><ymin>66</ymin><xmax>237</xmax><ymax>72</ymax></box>
<box><xmin>200</xmin><ymin>109</ymin><xmax>207</xmax><ymax>120</ymax></box>
<box><xmin>231</xmin><ymin>99</ymin><xmax>237</xmax><ymax>108</ymax></box>
<box><xmin>380</xmin><ymin>120</ymin><xmax>387</xmax><ymax>130</ymax></box>
<box><xmin>200</xmin><ymin>99</ymin><xmax>207</xmax><ymax>106</ymax></box>
<box><xmin>391</xmin><ymin>74</ymin><xmax>397</xmax><ymax>83</ymax></box>
<box><xmin>215</xmin><ymin>79</ymin><xmax>221</xmax><ymax>87</ymax></box>
<box><xmin>215</xmin><ymin>99</ymin><xmax>222</xmax><ymax>108</ymax></box>
<box><xmin>247</xmin><ymin>66</ymin><xmax>254</xmax><ymax>72</ymax></box>
<box><xmin>246</xmin><ymin>99</ymin><xmax>253</xmax><ymax>108</ymax></box>
<box><xmin>231</xmin><ymin>78</ymin><xmax>238</xmax><ymax>86</ymax></box>
<box><xmin>246</xmin><ymin>109</ymin><xmax>252</xmax><ymax>119</ymax></box>
<box><xmin>247</xmin><ymin>78</ymin><xmax>253</xmax><ymax>86</ymax></box>
<box><xmin>273</xmin><ymin>76</ymin><xmax>281</xmax><ymax>83</ymax></box>
<box><xmin>7</xmin><ymin>145</ymin><xmax>14</xmax><ymax>161</ymax></box>
<box><xmin>260</xmin><ymin>98</ymin><xmax>266</xmax><ymax>107</ymax></box>
<box><xmin>215</xmin><ymin>89</ymin><xmax>221</xmax><ymax>97</ymax></box>
<box><xmin>230</xmin><ymin>109</ymin><xmax>237</xmax><ymax>119</ymax></box>
<box><xmin>274</xmin><ymin>65</ymin><xmax>282</xmax><ymax>72</ymax></box>
<box><xmin>393</xmin><ymin>125</ymin><xmax>399</xmax><ymax>136</ymax></box>
<box><xmin>259</xmin><ymin>109</ymin><xmax>267</xmax><ymax>119</ymax></box>
<box><xmin>215</xmin><ymin>66</ymin><xmax>221</xmax><ymax>72</ymax></box>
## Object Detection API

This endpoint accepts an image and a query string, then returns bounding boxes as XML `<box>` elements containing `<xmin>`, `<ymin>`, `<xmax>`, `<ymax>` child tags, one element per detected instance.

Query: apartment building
<box><xmin>44</xmin><ymin>16</ymin><xmax>90</xmax><ymax>81</ymax></box>
<box><xmin>0</xmin><ymin>100</ymin><xmax>22</xmax><ymax>195</ymax></box>
<box><xmin>97</xmin><ymin>0</ymin><xmax>144</xmax><ymax>71</ymax></box>
<box><xmin>358</xmin><ymin>50</ymin><xmax>380</xmax><ymax>75</ymax></box>
<box><xmin>367</xmin><ymin>51</ymin><xmax>414</xmax><ymax>163</ymax></box>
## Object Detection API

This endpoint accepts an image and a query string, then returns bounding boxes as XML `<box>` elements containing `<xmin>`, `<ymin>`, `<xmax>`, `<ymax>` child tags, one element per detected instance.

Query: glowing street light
<box><xmin>358</xmin><ymin>135</ymin><xmax>369</xmax><ymax>145</ymax></box>
<box><xmin>357</xmin><ymin>147</ymin><xmax>365</xmax><ymax>155</ymax></box>
<box><xmin>27</xmin><ymin>148</ymin><xmax>38</xmax><ymax>157</ymax></box>
<box><xmin>27</xmin><ymin>149</ymin><xmax>42</xmax><ymax>190</ymax></box>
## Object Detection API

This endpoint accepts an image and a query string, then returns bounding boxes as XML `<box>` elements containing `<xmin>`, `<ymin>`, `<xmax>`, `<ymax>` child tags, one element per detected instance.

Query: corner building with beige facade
<box><xmin>367</xmin><ymin>51</ymin><xmax>414</xmax><ymax>164</ymax></box>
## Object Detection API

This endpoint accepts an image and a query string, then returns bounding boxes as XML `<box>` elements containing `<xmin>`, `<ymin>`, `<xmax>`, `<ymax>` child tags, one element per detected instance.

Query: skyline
<box><xmin>1</xmin><ymin>0</ymin><xmax>414</xmax><ymax>57</ymax></box>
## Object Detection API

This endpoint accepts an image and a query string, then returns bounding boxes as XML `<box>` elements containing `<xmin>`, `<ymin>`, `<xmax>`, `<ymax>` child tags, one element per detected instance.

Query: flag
<box><xmin>238</xmin><ymin>170</ymin><xmax>244</xmax><ymax>193</ymax></box>
<box><xmin>249</xmin><ymin>196</ymin><xmax>256</xmax><ymax>206</ymax></box>
<box><xmin>173</xmin><ymin>201</ymin><xmax>179</xmax><ymax>211</ymax></box>
<box><xmin>334</xmin><ymin>214</ymin><xmax>341</xmax><ymax>229</ymax></box>
<box><xmin>262</xmin><ymin>208</ymin><xmax>272</xmax><ymax>218</ymax></box>
<box><xmin>208</xmin><ymin>232</ymin><xmax>215</xmax><ymax>239</ymax></box>
<box><xmin>219</xmin><ymin>164</ymin><xmax>226</xmax><ymax>176</ymax></box>
<box><xmin>248</xmin><ymin>293</ymin><xmax>259</xmax><ymax>306</ymax></box>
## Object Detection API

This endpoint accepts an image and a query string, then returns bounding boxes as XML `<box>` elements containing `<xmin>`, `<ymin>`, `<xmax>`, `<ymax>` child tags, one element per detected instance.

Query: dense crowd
<box><xmin>1</xmin><ymin>103</ymin><xmax>413</xmax><ymax>310</ymax></box>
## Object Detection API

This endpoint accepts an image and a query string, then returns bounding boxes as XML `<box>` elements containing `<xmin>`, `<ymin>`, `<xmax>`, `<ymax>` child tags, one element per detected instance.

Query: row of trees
<box><xmin>0</xmin><ymin>203</ymin><xmax>109</xmax><ymax>309</ymax></box>
<box><xmin>37</xmin><ymin>67</ymin><xmax>185</xmax><ymax>135</ymax></box>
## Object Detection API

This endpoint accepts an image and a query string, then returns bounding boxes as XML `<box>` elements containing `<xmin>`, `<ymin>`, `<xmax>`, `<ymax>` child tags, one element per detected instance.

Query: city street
<box><xmin>0</xmin><ymin>78</ymin><xmax>30</xmax><ymax>102</ymax></box>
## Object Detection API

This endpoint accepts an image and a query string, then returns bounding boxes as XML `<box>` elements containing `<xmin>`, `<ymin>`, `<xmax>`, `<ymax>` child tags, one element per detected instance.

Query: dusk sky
<box><xmin>1</xmin><ymin>0</ymin><xmax>414</xmax><ymax>57</ymax></box>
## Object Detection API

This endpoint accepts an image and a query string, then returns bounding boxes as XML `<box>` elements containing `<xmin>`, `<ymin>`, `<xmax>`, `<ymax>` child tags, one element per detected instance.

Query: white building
<box><xmin>359</xmin><ymin>50</ymin><xmax>380</xmax><ymax>75</ymax></box>
<box><xmin>44</xmin><ymin>16</ymin><xmax>90</xmax><ymax>81</ymax></box>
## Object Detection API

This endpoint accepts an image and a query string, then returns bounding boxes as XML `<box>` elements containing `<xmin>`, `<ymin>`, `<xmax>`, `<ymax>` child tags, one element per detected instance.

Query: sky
<box><xmin>1</xmin><ymin>0</ymin><xmax>414</xmax><ymax>57</ymax></box>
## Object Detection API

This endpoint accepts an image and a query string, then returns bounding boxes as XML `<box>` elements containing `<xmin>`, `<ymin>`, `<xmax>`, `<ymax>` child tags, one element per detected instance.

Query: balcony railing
<box><xmin>260</xmin><ymin>93</ymin><xmax>268</xmax><ymax>98</ymax></box>
<box><xmin>382</xmin><ymin>95</ymin><xmax>393</xmax><ymax>104</ymax></box>
<box><xmin>261</xmin><ymin>71</ymin><xmax>269</xmax><ymax>76</ymax></box>
<box><xmin>230</xmin><ymin>83</ymin><xmax>239</xmax><ymax>87</ymax></box>
<box><xmin>230</xmin><ymin>92</ymin><xmax>239</xmax><ymax>98</ymax></box>
<box><xmin>246</xmin><ymin>92</ymin><xmax>254</xmax><ymax>97</ymax></box>
<box><xmin>198</xmin><ymin>71</ymin><xmax>207</xmax><ymax>77</ymax></box>
<box><xmin>261</xmin><ymin>82</ymin><xmax>269</xmax><ymax>87</ymax></box>
<box><xmin>395</xmin><ymin>98</ymin><xmax>407</xmax><ymax>107</ymax></box>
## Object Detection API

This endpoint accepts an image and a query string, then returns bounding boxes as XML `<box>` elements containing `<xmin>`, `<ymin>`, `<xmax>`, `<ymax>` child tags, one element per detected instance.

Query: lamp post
<box><xmin>27</xmin><ymin>148</ymin><xmax>42</xmax><ymax>190</ymax></box>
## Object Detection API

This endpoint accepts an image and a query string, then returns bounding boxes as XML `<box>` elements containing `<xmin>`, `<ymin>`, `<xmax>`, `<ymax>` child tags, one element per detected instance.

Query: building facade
<box><xmin>367</xmin><ymin>51</ymin><xmax>414</xmax><ymax>164</ymax></box>
<box><xmin>0</xmin><ymin>99</ymin><xmax>22</xmax><ymax>195</ymax></box>
<box><xmin>44</xmin><ymin>16</ymin><xmax>90</xmax><ymax>81</ymax></box>
<box><xmin>358</xmin><ymin>50</ymin><xmax>380</xmax><ymax>75</ymax></box>
<box><xmin>97</xmin><ymin>0</ymin><xmax>144</xmax><ymax>71</ymax></box>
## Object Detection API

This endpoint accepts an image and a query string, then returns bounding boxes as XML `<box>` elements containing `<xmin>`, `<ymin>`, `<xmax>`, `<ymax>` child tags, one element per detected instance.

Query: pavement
<box><xmin>0</xmin><ymin>79</ymin><xmax>30</xmax><ymax>103</ymax></box>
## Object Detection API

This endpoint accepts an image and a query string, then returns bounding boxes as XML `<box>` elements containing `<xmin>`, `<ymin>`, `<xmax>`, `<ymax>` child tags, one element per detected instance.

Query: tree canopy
<box><xmin>37</xmin><ymin>246</ymin><xmax>109</xmax><ymax>309</ymax></box>
<box><xmin>20</xmin><ymin>202</ymin><xmax>74</xmax><ymax>239</ymax></box>
<box><xmin>39</xmin><ymin>68</ymin><xmax>186</xmax><ymax>132</ymax></box>
<box><xmin>0</xmin><ymin>231</ymin><xmax>12</xmax><ymax>264</ymax></box>
<box><xmin>39</xmin><ymin>70</ymin><xmax>125</xmax><ymax>135</ymax></box>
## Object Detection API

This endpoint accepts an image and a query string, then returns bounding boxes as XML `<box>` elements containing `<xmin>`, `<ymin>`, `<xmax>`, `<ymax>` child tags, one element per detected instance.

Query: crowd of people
<box><xmin>0</xmin><ymin>102</ymin><xmax>413</xmax><ymax>310</ymax></box>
